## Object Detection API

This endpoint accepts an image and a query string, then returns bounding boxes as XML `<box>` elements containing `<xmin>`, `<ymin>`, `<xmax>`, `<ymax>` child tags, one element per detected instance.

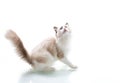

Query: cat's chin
<box><xmin>63</xmin><ymin>31</ymin><xmax>71</xmax><ymax>37</ymax></box>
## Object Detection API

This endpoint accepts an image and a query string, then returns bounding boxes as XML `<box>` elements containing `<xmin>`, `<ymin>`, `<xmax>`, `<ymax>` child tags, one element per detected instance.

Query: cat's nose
<box><xmin>63</xmin><ymin>28</ymin><xmax>67</xmax><ymax>33</ymax></box>
<box><xmin>64</xmin><ymin>28</ymin><xmax>69</xmax><ymax>32</ymax></box>
<box><xmin>64</xmin><ymin>28</ymin><xmax>67</xmax><ymax>32</ymax></box>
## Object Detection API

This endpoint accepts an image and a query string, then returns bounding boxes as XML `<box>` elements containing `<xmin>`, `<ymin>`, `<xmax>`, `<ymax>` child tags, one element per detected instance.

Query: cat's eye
<box><xmin>65</xmin><ymin>26</ymin><xmax>67</xmax><ymax>28</ymax></box>
<box><xmin>60</xmin><ymin>26</ymin><xmax>63</xmax><ymax>30</ymax></box>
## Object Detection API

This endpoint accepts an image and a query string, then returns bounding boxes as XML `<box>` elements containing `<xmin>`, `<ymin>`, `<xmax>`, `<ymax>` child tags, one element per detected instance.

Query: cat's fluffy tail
<box><xmin>5</xmin><ymin>30</ymin><xmax>33</xmax><ymax>65</ymax></box>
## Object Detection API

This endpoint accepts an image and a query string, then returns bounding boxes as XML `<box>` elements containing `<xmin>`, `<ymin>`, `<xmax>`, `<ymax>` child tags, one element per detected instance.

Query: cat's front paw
<box><xmin>71</xmin><ymin>65</ymin><xmax>78</xmax><ymax>69</ymax></box>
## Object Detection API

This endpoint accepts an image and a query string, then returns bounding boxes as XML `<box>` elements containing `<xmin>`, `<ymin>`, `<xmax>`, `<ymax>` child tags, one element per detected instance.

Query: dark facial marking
<box><xmin>60</xmin><ymin>26</ymin><xmax>63</xmax><ymax>30</ymax></box>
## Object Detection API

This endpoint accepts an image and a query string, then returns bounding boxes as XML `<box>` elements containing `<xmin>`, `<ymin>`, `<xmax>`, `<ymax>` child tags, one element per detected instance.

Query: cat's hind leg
<box><xmin>32</xmin><ymin>52</ymin><xmax>56</xmax><ymax>72</ymax></box>
<box><xmin>33</xmin><ymin>61</ymin><xmax>55</xmax><ymax>72</ymax></box>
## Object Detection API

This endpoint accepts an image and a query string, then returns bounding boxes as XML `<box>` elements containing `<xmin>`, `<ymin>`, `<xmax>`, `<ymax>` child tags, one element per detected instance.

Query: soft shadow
<box><xmin>19</xmin><ymin>69</ymin><xmax>74</xmax><ymax>83</ymax></box>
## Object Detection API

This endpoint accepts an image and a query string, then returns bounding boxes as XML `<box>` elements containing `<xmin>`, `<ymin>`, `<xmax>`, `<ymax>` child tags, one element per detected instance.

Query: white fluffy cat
<box><xmin>5</xmin><ymin>23</ymin><xmax>77</xmax><ymax>71</ymax></box>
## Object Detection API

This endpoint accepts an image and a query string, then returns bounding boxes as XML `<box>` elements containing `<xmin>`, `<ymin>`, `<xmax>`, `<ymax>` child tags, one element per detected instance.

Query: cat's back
<box><xmin>31</xmin><ymin>37</ymin><xmax>56</xmax><ymax>54</ymax></box>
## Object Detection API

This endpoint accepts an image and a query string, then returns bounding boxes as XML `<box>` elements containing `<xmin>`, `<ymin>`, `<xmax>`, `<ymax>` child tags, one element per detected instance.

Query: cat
<box><xmin>5</xmin><ymin>23</ymin><xmax>77</xmax><ymax>71</ymax></box>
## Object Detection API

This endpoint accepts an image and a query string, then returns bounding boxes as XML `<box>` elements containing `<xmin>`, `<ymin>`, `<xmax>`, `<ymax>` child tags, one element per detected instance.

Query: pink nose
<box><xmin>64</xmin><ymin>28</ymin><xmax>67</xmax><ymax>32</ymax></box>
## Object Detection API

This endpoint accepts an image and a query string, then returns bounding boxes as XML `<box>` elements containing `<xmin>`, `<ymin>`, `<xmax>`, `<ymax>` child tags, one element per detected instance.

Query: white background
<box><xmin>0</xmin><ymin>0</ymin><xmax>120</xmax><ymax>83</ymax></box>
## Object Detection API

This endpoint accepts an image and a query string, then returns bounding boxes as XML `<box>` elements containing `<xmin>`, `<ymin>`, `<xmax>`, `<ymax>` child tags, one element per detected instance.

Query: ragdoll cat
<box><xmin>5</xmin><ymin>23</ymin><xmax>77</xmax><ymax>71</ymax></box>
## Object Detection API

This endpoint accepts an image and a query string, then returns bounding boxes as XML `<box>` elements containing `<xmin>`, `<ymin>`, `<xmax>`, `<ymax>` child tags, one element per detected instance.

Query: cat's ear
<box><xmin>53</xmin><ymin>26</ymin><xmax>58</xmax><ymax>33</ymax></box>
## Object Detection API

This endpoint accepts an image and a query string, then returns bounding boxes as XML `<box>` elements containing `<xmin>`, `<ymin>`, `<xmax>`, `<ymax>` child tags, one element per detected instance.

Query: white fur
<box><xmin>57</xmin><ymin>33</ymin><xmax>71</xmax><ymax>53</ymax></box>
<box><xmin>31</xmin><ymin>23</ymin><xmax>76</xmax><ymax>71</ymax></box>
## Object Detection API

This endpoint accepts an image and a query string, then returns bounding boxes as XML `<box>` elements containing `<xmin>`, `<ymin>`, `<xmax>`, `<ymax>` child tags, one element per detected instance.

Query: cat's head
<box><xmin>54</xmin><ymin>23</ymin><xmax>71</xmax><ymax>38</ymax></box>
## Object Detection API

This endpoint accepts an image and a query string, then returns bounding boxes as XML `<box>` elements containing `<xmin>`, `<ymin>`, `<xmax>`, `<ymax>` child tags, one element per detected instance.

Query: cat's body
<box><xmin>5</xmin><ymin>23</ymin><xmax>77</xmax><ymax>71</ymax></box>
